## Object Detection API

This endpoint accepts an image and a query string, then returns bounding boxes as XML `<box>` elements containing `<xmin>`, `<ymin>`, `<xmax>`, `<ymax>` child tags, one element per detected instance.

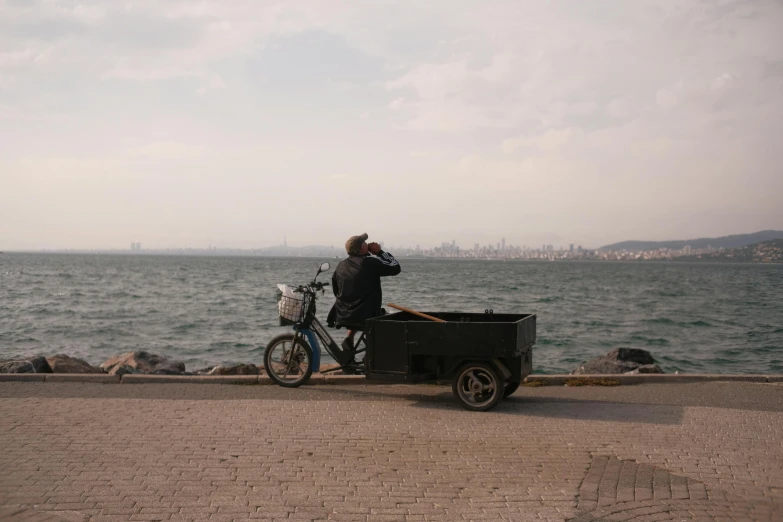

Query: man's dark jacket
<box><xmin>327</xmin><ymin>251</ymin><xmax>401</xmax><ymax>328</ymax></box>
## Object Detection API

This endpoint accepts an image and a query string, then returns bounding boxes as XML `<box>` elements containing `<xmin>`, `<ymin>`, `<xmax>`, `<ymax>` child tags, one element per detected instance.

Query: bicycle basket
<box><xmin>277</xmin><ymin>284</ymin><xmax>308</xmax><ymax>325</ymax></box>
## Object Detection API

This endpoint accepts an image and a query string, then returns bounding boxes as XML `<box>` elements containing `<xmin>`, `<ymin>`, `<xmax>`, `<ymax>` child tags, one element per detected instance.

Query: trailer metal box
<box><xmin>365</xmin><ymin>311</ymin><xmax>536</xmax><ymax>384</ymax></box>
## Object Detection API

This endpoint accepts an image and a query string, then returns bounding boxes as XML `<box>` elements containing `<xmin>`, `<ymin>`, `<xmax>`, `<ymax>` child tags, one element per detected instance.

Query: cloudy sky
<box><xmin>1</xmin><ymin>0</ymin><xmax>782</xmax><ymax>250</ymax></box>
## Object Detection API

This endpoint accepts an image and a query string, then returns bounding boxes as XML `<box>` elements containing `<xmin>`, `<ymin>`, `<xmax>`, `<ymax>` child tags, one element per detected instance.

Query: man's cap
<box><xmin>345</xmin><ymin>233</ymin><xmax>369</xmax><ymax>255</ymax></box>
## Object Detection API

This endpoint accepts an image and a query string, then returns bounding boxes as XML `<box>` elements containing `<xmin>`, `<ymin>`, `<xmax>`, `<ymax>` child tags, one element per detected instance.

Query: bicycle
<box><xmin>264</xmin><ymin>262</ymin><xmax>366</xmax><ymax>387</ymax></box>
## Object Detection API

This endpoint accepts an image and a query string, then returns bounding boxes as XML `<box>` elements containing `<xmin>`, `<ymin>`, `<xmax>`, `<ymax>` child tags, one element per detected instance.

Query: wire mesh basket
<box><xmin>278</xmin><ymin>293</ymin><xmax>309</xmax><ymax>325</ymax></box>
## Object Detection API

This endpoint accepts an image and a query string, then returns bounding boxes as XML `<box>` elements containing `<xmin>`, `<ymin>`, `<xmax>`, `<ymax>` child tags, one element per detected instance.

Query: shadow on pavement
<box><xmin>302</xmin><ymin>386</ymin><xmax>686</xmax><ymax>425</ymax></box>
<box><xmin>410</xmin><ymin>393</ymin><xmax>684</xmax><ymax>425</ymax></box>
<box><xmin>9</xmin><ymin>381</ymin><xmax>772</xmax><ymax>425</ymax></box>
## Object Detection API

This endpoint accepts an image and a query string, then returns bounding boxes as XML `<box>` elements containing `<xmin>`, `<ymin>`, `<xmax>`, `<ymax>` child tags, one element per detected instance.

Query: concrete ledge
<box><xmin>45</xmin><ymin>373</ymin><xmax>120</xmax><ymax>383</ymax></box>
<box><xmin>323</xmin><ymin>375</ymin><xmax>367</xmax><ymax>385</ymax></box>
<box><xmin>121</xmin><ymin>374</ymin><xmax>259</xmax><ymax>385</ymax></box>
<box><xmin>4</xmin><ymin>373</ymin><xmax>782</xmax><ymax>386</ymax></box>
<box><xmin>0</xmin><ymin>373</ymin><xmax>46</xmax><ymax>382</ymax></box>
<box><xmin>308</xmin><ymin>373</ymin><xmax>326</xmax><ymax>384</ymax></box>
<box><xmin>523</xmin><ymin>374</ymin><xmax>781</xmax><ymax>385</ymax></box>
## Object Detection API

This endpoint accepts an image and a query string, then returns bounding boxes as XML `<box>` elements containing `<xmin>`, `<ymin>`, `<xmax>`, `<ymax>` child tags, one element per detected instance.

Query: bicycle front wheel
<box><xmin>263</xmin><ymin>333</ymin><xmax>314</xmax><ymax>388</ymax></box>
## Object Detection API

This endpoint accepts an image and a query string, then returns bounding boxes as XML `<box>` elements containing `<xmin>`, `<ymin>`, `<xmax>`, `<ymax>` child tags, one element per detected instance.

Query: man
<box><xmin>328</xmin><ymin>233</ymin><xmax>401</xmax><ymax>361</ymax></box>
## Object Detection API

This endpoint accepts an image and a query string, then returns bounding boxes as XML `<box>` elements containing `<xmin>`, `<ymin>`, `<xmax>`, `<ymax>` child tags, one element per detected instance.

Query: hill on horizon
<box><xmin>599</xmin><ymin>230</ymin><xmax>783</xmax><ymax>252</ymax></box>
<box><xmin>674</xmin><ymin>239</ymin><xmax>783</xmax><ymax>263</ymax></box>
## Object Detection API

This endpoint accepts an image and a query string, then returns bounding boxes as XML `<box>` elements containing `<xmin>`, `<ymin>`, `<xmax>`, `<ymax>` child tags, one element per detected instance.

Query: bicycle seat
<box><xmin>328</xmin><ymin>308</ymin><xmax>385</xmax><ymax>330</ymax></box>
<box><xmin>334</xmin><ymin>322</ymin><xmax>365</xmax><ymax>331</ymax></box>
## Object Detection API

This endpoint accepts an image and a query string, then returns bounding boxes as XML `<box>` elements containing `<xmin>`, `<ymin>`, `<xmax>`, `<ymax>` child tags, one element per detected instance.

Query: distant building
<box><xmin>570</xmin><ymin>244</ymin><xmax>574</xmax><ymax>253</ymax></box>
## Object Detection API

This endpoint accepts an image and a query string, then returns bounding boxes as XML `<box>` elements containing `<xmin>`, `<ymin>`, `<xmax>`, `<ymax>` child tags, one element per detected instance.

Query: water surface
<box><xmin>1</xmin><ymin>253</ymin><xmax>781</xmax><ymax>374</ymax></box>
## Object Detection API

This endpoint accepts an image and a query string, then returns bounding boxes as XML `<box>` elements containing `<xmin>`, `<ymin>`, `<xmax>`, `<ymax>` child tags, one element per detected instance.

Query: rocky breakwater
<box><xmin>0</xmin><ymin>355</ymin><xmax>53</xmax><ymax>374</ymax></box>
<box><xmin>571</xmin><ymin>348</ymin><xmax>664</xmax><ymax>375</ymax></box>
<box><xmin>47</xmin><ymin>354</ymin><xmax>103</xmax><ymax>373</ymax></box>
<box><xmin>196</xmin><ymin>363</ymin><xmax>260</xmax><ymax>376</ymax></box>
<box><xmin>1</xmin><ymin>354</ymin><xmax>107</xmax><ymax>374</ymax></box>
<box><xmin>101</xmin><ymin>351</ymin><xmax>187</xmax><ymax>376</ymax></box>
<box><xmin>0</xmin><ymin>351</ymin><xmax>263</xmax><ymax>376</ymax></box>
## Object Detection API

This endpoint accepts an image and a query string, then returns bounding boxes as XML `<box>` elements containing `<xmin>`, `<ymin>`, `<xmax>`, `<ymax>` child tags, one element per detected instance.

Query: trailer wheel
<box><xmin>503</xmin><ymin>381</ymin><xmax>520</xmax><ymax>398</ymax></box>
<box><xmin>452</xmin><ymin>362</ymin><xmax>505</xmax><ymax>411</ymax></box>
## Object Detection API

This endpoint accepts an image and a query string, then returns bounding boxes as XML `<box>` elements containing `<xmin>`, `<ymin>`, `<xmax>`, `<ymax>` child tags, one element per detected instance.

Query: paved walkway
<box><xmin>1</xmin><ymin>382</ymin><xmax>781</xmax><ymax>521</ymax></box>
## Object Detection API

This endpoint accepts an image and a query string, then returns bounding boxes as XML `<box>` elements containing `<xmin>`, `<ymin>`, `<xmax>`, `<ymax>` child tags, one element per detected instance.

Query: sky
<box><xmin>1</xmin><ymin>0</ymin><xmax>782</xmax><ymax>251</ymax></box>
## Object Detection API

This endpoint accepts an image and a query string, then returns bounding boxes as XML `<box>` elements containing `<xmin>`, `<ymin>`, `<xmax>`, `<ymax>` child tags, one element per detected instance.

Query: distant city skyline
<box><xmin>7</xmin><ymin>229</ymin><xmax>779</xmax><ymax>257</ymax></box>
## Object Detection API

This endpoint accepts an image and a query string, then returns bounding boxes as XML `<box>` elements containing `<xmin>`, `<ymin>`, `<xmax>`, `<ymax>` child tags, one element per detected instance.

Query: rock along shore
<box><xmin>0</xmin><ymin>351</ymin><xmax>267</xmax><ymax>377</ymax></box>
<box><xmin>2</xmin><ymin>349</ymin><xmax>781</xmax><ymax>385</ymax></box>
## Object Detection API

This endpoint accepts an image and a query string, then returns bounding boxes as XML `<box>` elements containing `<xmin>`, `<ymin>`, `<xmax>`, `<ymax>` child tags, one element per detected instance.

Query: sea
<box><xmin>1</xmin><ymin>253</ymin><xmax>781</xmax><ymax>374</ymax></box>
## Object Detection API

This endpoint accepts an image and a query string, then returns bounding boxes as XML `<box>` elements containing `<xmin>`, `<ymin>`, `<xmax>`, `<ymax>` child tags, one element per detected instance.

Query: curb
<box><xmin>323</xmin><ymin>374</ymin><xmax>368</xmax><ymax>385</ymax></box>
<box><xmin>523</xmin><ymin>374</ymin><xmax>782</xmax><ymax>385</ymax></box>
<box><xmin>0</xmin><ymin>373</ymin><xmax>46</xmax><ymax>382</ymax></box>
<box><xmin>121</xmin><ymin>374</ymin><xmax>259</xmax><ymax>385</ymax></box>
<box><xmin>0</xmin><ymin>373</ymin><xmax>369</xmax><ymax>384</ymax></box>
<box><xmin>2</xmin><ymin>373</ymin><xmax>783</xmax><ymax>385</ymax></box>
<box><xmin>45</xmin><ymin>373</ymin><xmax>120</xmax><ymax>383</ymax></box>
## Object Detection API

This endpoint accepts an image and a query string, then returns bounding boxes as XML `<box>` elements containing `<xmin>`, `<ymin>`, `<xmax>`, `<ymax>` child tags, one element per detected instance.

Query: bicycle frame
<box><xmin>292</xmin><ymin>316</ymin><xmax>365</xmax><ymax>372</ymax></box>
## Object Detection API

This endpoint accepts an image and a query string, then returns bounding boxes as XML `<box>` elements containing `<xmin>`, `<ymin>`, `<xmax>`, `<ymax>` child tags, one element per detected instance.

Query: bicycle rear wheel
<box><xmin>264</xmin><ymin>333</ymin><xmax>313</xmax><ymax>387</ymax></box>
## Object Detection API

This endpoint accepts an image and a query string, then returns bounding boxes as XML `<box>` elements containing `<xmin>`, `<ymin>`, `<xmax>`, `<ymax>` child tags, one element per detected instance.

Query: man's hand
<box><xmin>368</xmin><ymin>242</ymin><xmax>382</xmax><ymax>255</ymax></box>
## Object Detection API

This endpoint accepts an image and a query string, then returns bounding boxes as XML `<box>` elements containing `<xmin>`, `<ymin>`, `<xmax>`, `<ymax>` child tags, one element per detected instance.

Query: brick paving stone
<box><xmin>1</xmin><ymin>382</ymin><xmax>782</xmax><ymax>521</ymax></box>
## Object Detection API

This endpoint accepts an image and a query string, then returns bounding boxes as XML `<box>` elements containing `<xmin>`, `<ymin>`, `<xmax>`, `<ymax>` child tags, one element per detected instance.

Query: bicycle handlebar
<box><xmin>294</xmin><ymin>282</ymin><xmax>329</xmax><ymax>294</ymax></box>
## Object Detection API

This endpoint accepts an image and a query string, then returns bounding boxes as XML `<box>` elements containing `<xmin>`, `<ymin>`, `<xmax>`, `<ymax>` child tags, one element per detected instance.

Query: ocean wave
<box><xmin>656</xmin><ymin>291</ymin><xmax>685</xmax><ymax>297</ymax></box>
<box><xmin>173</xmin><ymin>323</ymin><xmax>202</xmax><ymax>331</ymax></box>
<box><xmin>754</xmin><ymin>345</ymin><xmax>782</xmax><ymax>353</ymax></box>
<box><xmin>704</xmin><ymin>357</ymin><xmax>741</xmax><ymax>365</ymax></box>
<box><xmin>30</xmin><ymin>307</ymin><xmax>56</xmax><ymax>316</ymax></box>
<box><xmin>209</xmin><ymin>341</ymin><xmax>254</xmax><ymax>349</ymax></box>
<box><xmin>644</xmin><ymin>317</ymin><xmax>713</xmax><ymax>328</ymax></box>
<box><xmin>584</xmin><ymin>320</ymin><xmax>623</xmax><ymax>328</ymax></box>
<box><xmin>8</xmin><ymin>336</ymin><xmax>41</xmax><ymax>343</ymax></box>
<box><xmin>537</xmin><ymin>338</ymin><xmax>574</xmax><ymax>347</ymax></box>
<box><xmin>716</xmin><ymin>348</ymin><xmax>744</xmax><ymax>357</ymax></box>
<box><xmin>646</xmin><ymin>317</ymin><xmax>676</xmax><ymax>325</ymax></box>
<box><xmin>107</xmin><ymin>291</ymin><xmax>143</xmax><ymax>299</ymax></box>
<box><xmin>629</xmin><ymin>335</ymin><xmax>670</xmax><ymax>346</ymax></box>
